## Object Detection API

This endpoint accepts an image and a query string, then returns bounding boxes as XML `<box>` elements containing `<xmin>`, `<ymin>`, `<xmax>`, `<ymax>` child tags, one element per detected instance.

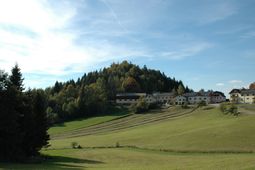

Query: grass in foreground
<box><xmin>1</xmin><ymin>148</ymin><xmax>255</xmax><ymax>170</ymax></box>
<box><xmin>2</xmin><ymin>106</ymin><xmax>255</xmax><ymax>170</ymax></box>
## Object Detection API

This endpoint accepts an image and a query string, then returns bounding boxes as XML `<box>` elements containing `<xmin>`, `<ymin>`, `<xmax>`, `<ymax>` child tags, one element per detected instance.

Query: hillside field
<box><xmin>1</xmin><ymin>105</ymin><xmax>255</xmax><ymax>169</ymax></box>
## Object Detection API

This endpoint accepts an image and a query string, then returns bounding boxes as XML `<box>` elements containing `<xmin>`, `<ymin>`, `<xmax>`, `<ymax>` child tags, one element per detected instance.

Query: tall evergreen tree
<box><xmin>31</xmin><ymin>90</ymin><xmax>50</xmax><ymax>154</ymax></box>
<box><xmin>0</xmin><ymin>73</ymin><xmax>22</xmax><ymax>161</ymax></box>
<box><xmin>9</xmin><ymin>64</ymin><xmax>24</xmax><ymax>91</ymax></box>
<box><xmin>177</xmin><ymin>84</ymin><xmax>185</xmax><ymax>95</ymax></box>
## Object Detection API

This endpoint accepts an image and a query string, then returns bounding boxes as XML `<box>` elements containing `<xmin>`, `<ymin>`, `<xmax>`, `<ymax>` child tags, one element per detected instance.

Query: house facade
<box><xmin>116</xmin><ymin>93</ymin><xmax>147</xmax><ymax>104</ymax></box>
<box><xmin>153</xmin><ymin>92</ymin><xmax>175</xmax><ymax>104</ymax></box>
<box><xmin>116</xmin><ymin>92</ymin><xmax>174</xmax><ymax>105</ymax></box>
<box><xmin>116</xmin><ymin>90</ymin><xmax>226</xmax><ymax>105</ymax></box>
<box><xmin>175</xmin><ymin>95</ymin><xmax>187</xmax><ymax>105</ymax></box>
<box><xmin>229</xmin><ymin>89</ymin><xmax>255</xmax><ymax>104</ymax></box>
<box><xmin>187</xmin><ymin>95</ymin><xmax>211</xmax><ymax>104</ymax></box>
<box><xmin>210</xmin><ymin>91</ymin><xmax>226</xmax><ymax>103</ymax></box>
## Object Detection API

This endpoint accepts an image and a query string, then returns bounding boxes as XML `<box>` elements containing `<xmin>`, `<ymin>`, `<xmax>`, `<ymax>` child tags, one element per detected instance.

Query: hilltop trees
<box><xmin>45</xmin><ymin>61</ymin><xmax>192</xmax><ymax>123</ymax></box>
<box><xmin>249</xmin><ymin>82</ymin><xmax>255</xmax><ymax>90</ymax></box>
<box><xmin>0</xmin><ymin>65</ymin><xmax>49</xmax><ymax>161</ymax></box>
<box><xmin>122</xmin><ymin>77</ymin><xmax>141</xmax><ymax>92</ymax></box>
<box><xmin>177</xmin><ymin>84</ymin><xmax>185</xmax><ymax>95</ymax></box>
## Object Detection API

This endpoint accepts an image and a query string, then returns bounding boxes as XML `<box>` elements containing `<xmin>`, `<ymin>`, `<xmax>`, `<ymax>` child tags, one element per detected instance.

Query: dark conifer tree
<box><xmin>9</xmin><ymin>64</ymin><xmax>24</xmax><ymax>91</ymax></box>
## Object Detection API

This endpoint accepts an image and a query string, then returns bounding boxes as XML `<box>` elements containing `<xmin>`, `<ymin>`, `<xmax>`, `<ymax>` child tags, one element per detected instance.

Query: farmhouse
<box><xmin>229</xmin><ymin>89</ymin><xmax>255</xmax><ymax>104</ymax></box>
<box><xmin>210</xmin><ymin>91</ymin><xmax>226</xmax><ymax>103</ymax></box>
<box><xmin>116</xmin><ymin>92</ymin><xmax>175</xmax><ymax>105</ymax></box>
<box><xmin>116</xmin><ymin>90</ymin><xmax>226</xmax><ymax>105</ymax></box>
<box><xmin>175</xmin><ymin>95</ymin><xmax>187</xmax><ymax>105</ymax></box>
<box><xmin>152</xmin><ymin>92</ymin><xmax>175</xmax><ymax>104</ymax></box>
<box><xmin>116</xmin><ymin>93</ymin><xmax>159</xmax><ymax>104</ymax></box>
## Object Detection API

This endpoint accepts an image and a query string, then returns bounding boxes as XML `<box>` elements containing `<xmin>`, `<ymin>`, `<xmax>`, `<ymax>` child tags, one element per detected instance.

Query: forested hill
<box><xmin>45</xmin><ymin>61</ymin><xmax>192</xmax><ymax>122</ymax></box>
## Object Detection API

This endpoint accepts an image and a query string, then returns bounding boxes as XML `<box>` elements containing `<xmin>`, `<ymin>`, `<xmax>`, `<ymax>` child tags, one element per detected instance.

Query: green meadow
<box><xmin>1</xmin><ymin>105</ymin><xmax>255</xmax><ymax>170</ymax></box>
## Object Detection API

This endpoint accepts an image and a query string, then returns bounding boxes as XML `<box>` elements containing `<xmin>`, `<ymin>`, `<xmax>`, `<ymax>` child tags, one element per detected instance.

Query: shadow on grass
<box><xmin>0</xmin><ymin>155</ymin><xmax>104</xmax><ymax>170</ymax></box>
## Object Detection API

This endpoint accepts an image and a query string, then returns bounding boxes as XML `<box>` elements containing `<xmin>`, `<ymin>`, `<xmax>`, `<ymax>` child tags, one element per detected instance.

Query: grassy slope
<box><xmin>50</xmin><ymin>107</ymin><xmax>255</xmax><ymax>152</ymax></box>
<box><xmin>49</xmin><ymin>115</ymin><xmax>127</xmax><ymax>136</ymax></box>
<box><xmin>2</xmin><ymin>106</ymin><xmax>255</xmax><ymax>170</ymax></box>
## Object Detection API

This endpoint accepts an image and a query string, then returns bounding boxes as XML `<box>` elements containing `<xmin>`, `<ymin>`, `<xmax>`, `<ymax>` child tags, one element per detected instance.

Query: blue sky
<box><xmin>0</xmin><ymin>0</ymin><xmax>254</xmax><ymax>96</ymax></box>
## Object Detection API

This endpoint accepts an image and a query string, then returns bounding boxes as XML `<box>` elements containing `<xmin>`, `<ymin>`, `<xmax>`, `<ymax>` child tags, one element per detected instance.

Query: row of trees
<box><xmin>0</xmin><ymin>65</ymin><xmax>49</xmax><ymax>161</ymax></box>
<box><xmin>45</xmin><ymin>61</ymin><xmax>192</xmax><ymax>123</ymax></box>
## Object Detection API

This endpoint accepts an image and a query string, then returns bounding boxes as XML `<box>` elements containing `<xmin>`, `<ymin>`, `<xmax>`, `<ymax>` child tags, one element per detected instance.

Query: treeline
<box><xmin>0</xmin><ymin>65</ymin><xmax>49</xmax><ymax>161</ymax></box>
<box><xmin>45</xmin><ymin>61</ymin><xmax>192</xmax><ymax>123</ymax></box>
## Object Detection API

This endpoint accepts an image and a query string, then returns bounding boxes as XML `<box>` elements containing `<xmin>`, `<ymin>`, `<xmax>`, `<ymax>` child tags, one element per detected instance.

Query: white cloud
<box><xmin>241</xmin><ymin>31</ymin><xmax>255</xmax><ymax>39</ymax></box>
<box><xmin>161</xmin><ymin>42</ymin><xmax>212</xmax><ymax>60</ymax></box>
<box><xmin>229</xmin><ymin>80</ymin><xmax>242</xmax><ymax>84</ymax></box>
<box><xmin>216</xmin><ymin>83</ymin><xmax>224</xmax><ymax>86</ymax></box>
<box><xmin>196</xmin><ymin>1</ymin><xmax>237</xmax><ymax>25</ymax></box>
<box><xmin>0</xmin><ymin>0</ymin><xmax>147</xmax><ymax>76</ymax></box>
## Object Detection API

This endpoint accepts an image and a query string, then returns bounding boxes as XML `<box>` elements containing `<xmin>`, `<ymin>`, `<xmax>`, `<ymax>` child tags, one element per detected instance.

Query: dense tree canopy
<box><xmin>0</xmin><ymin>66</ymin><xmax>49</xmax><ymax>162</ymax></box>
<box><xmin>45</xmin><ymin>61</ymin><xmax>192</xmax><ymax>123</ymax></box>
<box><xmin>249</xmin><ymin>82</ymin><xmax>255</xmax><ymax>90</ymax></box>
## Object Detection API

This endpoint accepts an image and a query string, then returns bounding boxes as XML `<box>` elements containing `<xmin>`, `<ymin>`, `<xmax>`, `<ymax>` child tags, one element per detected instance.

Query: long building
<box><xmin>229</xmin><ymin>89</ymin><xmax>255</xmax><ymax>104</ymax></box>
<box><xmin>116</xmin><ymin>91</ymin><xmax>226</xmax><ymax>105</ymax></box>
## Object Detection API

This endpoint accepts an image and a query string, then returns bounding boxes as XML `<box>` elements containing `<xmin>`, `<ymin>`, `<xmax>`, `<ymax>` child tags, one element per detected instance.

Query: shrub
<box><xmin>116</xmin><ymin>142</ymin><xmax>120</xmax><ymax>148</ymax></box>
<box><xmin>220</xmin><ymin>103</ymin><xmax>228</xmax><ymax>114</ymax></box>
<box><xmin>132</xmin><ymin>97</ymin><xmax>149</xmax><ymax>114</ymax></box>
<box><xmin>148</xmin><ymin>102</ymin><xmax>159</xmax><ymax>109</ymax></box>
<box><xmin>181</xmin><ymin>103</ymin><xmax>189</xmax><ymax>109</ymax></box>
<box><xmin>229</xmin><ymin>104</ymin><xmax>239</xmax><ymax>116</ymax></box>
<box><xmin>220</xmin><ymin>103</ymin><xmax>239</xmax><ymax>116</ymax></box>
<box><xmin>197</xmin><ymin>101</ymin><xmax>207</xmax><ymax>107</ymax></box>
<box><xmin>71</xmin><ymin>142</ymin><xmax>78</xmax><ymax>149</ymax></box>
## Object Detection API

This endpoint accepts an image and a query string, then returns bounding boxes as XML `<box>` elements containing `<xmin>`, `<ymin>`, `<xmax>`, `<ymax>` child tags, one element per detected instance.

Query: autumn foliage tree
<box><xmin>249</xmin><ymin>82</ymin><xmax>255</xmax><ymax>90</ymax></box>
<box><xmin>122</xmin><ymin>77</ymin><xmax>141</xmax><ymax>92</ymax></box>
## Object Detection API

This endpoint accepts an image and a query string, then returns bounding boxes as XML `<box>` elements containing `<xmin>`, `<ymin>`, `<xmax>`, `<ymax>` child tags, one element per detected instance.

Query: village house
<box><xmin>175</xmin><ymin>95</ymin><xmax>187</xmax><ymax>105</ymax></box>
<box><xmin>152</xmin><ymin>92</ymin><xmax>175</xmax><ymax>104</ymax></box>
<box><xmin>116</xmin><ymin>90</ymin><xmax>226</xmax><ymax>105</ymax></box>
<box><xmin>116</xmin><ymin>92</ymin><xmax>174</xmax><ymax>105</ymax></box>
<box><xmin>116</xmin><ymin>93</ymin><xmax>148</xmax><ymax>105</ymax></box>
<box><xmin>210</xmin><ymin>91</ymin><xmax>226</xmax><ymax>103</ymax></box>
<box><xmin>229</xmin><ymin>89</ymin><xmax>255</xmax><ymax>104</ymax></box>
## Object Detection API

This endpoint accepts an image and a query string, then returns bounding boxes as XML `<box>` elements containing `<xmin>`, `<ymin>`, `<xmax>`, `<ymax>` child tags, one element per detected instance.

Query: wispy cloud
<box><xmin>229</xmin><ymin>80</ymin><xmax>242</xmax><ymax>84</ymax></box>
<box><xmin>216</xmin><ymin>83</ymin><xmax>224</xmax><ymax>86</ymax></box>
<box><xmin>161</xmin><ymin>42</ymin><xmax>212</xmax><ymax>60</ymax></box>
<box><xmin>197</xmin><ymin>1</ymin><xmax>237</xmax><ymax>24</ymax></box>
<box><xmin>241</xmin><ymin>31</ymin><xmax>255</xmax><ymax>39</ymax></box>
<box><xmin>0</xmin><ymin>0</ymin><xmax>146</xmax><ymax>76</ymax></box>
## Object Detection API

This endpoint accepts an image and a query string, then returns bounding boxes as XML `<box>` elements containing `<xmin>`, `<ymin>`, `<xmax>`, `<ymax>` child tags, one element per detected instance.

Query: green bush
<box><xmin>220</xmin><ymin>103</ymin><xmax>239</xmax><ymax>116</ymax></box>
<box><xmin>132</xmin><ymin>97</ymin><xmax>149</xmax><ymax>114</ymax></box>
<box><xmin>229</xmin><ymin>104</ymin><xmax>239</xmax><ymax>116</ymax></box>
<box><xmin>71</xmin><ymin>142</ymin><xmax>78</xmax><ymax>149</ymax></box>
<box><xmin>197</xmin><ymin>101</ymin><xmax>207</xmax><ymax>107</ymax></box>
<box><xmin>182</xmin><ymin>103</ymin><xmax>189</xmax><ymax>109</ymax></box>
<box><xmin>116</xmin><ymin>142</ymin><xmax>120</xmax><ymax>148</ymax></box>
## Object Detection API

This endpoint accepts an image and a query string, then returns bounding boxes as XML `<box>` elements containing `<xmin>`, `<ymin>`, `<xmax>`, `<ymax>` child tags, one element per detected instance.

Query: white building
<box><xmin>210</xmin><ymin>91</ymin><xmax>226</xmax><ymax>103</ymax></box>
<box><xmin>153</xmin><ymin>92</ymin><xmax>175</xmax><ymax>104</ymax></box>
<box><xmin>187</xmin><ymin>95</ymin><xmax>210</xmax><ymax>104</ymax></box>
<box><xmin>175</xmin><ymin>95</ymin><xmax>187</xmax><ymax>105</ymax></box>
<box><xmin>116</xmin><ymin>92</ymin><xmax>174</xmax><ymax>105</ymax></box>
<box><xmin>116</xmin><ymin>93</ymin><xmax>147</xmax><ymax>104</ymax></box>
<box><xmin>229</xmin><ymin>89</ymin><xmax>255</xmax><ymax>104</ymax></box>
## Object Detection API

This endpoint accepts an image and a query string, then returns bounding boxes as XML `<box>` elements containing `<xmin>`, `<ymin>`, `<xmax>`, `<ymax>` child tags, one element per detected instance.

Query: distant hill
<box><xmin>45</xmin><ymin>61</ymin><xmax>192</xmax><ymax>122</ymax></box>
